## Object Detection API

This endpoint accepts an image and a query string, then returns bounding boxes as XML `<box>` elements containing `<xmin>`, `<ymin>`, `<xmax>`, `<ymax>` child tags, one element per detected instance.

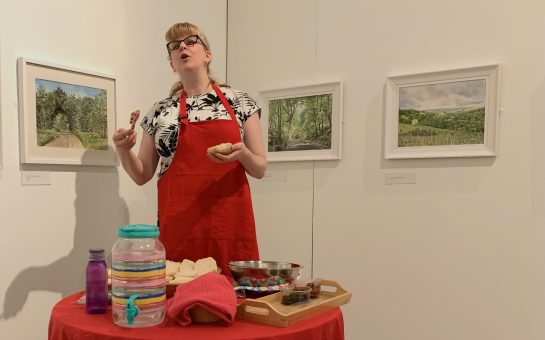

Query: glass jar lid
<box><xmin>117</xmin><ymin>224</ymin><xmax>159</xmax><ymax>238</ymax></box>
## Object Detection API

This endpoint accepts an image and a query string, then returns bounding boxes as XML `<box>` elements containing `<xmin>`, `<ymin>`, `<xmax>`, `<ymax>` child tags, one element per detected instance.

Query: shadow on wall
<box><xmin>531</xmin><ymin>76</ymin><xmax>545</xmax><ymax>217</ymax></box>
<box><xmin>0</xmin><ymin>150</ymin><xmax>129</xmax><ymax>319</ymax></box>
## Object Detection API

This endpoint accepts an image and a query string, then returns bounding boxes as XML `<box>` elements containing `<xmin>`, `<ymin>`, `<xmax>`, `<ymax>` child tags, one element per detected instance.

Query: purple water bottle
<box><xmin>86</xmin><ymin>248</ymin><xmax>108</xmax><ymax>314</ymax></box>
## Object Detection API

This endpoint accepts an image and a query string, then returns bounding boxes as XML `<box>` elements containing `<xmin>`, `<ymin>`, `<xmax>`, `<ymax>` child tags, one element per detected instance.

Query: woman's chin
<box><xmin>179</xmin><ymin>63</ymin><xmax>201</xmax><ymax>72</ymax></box>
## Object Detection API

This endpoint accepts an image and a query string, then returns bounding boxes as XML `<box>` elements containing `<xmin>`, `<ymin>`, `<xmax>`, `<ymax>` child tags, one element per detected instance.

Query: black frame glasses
<box><xmin>166</xmin><ymin>35</ymin><xmax>206</xmax><ymax>53</ymax></box>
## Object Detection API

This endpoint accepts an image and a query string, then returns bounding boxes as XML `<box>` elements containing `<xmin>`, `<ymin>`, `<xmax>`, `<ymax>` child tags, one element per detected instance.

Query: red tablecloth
<box><xmin>48</xmin><ymin>292</ymin><xmax>344</xmax><ymax>340</ymax></box>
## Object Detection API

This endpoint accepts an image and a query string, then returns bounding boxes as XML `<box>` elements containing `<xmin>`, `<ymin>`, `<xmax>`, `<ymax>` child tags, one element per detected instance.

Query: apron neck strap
<box><xmin>211</xmin><ymin>83</ymin><xmax>237</xmax><ymax>121</ymax></box>
<box><xmin>179</xmin><ymin>83</ymin><xmax>237</xmax><ymax>124</ymax></box>
<box><xmin>179</xmin><ymin>90</ymin><xmax>189</xmax><ymax>125</ymax></box>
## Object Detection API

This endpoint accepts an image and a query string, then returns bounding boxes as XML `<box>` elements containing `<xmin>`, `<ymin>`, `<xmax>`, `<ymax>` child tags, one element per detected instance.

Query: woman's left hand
<box><xmin>208</xmin><ymin>113</ymin><xmax>267</xmax><ymax>178</ymax></box>
<box><xmin>207</xmin><ymin>142</ymin><xmax>247</xmax><ymax>163</ymax></box>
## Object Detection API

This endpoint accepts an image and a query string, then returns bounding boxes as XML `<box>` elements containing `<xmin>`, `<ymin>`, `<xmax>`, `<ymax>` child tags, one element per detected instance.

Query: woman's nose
<box><xmin>178</xmin><ymin>42</ymin><xmax>189</xmax><ymax>50</ymax></box>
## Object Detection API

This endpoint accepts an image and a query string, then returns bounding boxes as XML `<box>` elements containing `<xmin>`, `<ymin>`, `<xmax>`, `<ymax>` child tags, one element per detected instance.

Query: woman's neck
<box><xmin>182</xmin><ymin>74</ymin><xmax>212</xmax><ymax>96</ymax></box>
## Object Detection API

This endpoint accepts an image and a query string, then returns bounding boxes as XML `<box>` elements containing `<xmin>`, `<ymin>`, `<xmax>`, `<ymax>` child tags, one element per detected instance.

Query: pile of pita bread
<box><xmin>166</xmin><ymin>257</ymin><xmax>219</xmax><ymax>284</ymax></box>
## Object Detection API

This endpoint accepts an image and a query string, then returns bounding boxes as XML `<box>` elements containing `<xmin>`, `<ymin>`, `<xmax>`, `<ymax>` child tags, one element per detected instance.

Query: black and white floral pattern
<box><xmin>141</xmin><ymin>87</ymin><xmax>260</xmax><ymax>176</ymax></box>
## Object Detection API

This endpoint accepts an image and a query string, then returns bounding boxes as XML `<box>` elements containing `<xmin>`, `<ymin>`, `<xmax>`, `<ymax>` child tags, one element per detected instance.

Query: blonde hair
<box><xmin>165</xmin><ymin>22</ymin><xmax>227</xmax><ymax>96</ymax></box>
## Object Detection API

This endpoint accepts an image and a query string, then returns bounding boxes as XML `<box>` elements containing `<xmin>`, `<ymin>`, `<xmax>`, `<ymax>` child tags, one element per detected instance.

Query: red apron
<box><xmin>157</xmin><ymin>84</ymin><xmax>259</xmax><ymax>275</ymax></box>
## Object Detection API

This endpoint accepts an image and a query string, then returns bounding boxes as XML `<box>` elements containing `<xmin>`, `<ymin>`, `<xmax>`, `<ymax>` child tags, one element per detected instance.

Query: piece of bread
<box><xmin>178</xmin><ymin>268</ymin><xmax>197</xmax><ymax>278</ymax></box>
<box><xmin>166</xmin><ymin>260</ymin><xmax>180</xmax><ymax>276</ymax></box>
<box><xmin>165</xmin><ymin>257</ymin><xmax>218</xmax><ymax>285</ymax></box>
<box><xmin>169</xmin><ymin>276</ymin><xmax>194</xmax><ymax>284</ymax></box>
<box><xmin>179</xmin><ymin>259</ymin><xmax>195</xmax><ymax>272</ymax></box>
<box><xmin>195</xmin><ymin>257</ymin><xmax>218</xmax><ymax>276</ymax></box>
<box><xmin>207</xmin><ymin>143</ymin><xmax>233</xmax><ymax>155</ymax></box>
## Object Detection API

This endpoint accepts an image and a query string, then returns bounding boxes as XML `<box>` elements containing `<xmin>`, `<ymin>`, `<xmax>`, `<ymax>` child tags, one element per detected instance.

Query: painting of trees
<box><xmin>34</xmin><ymin>79</ymin><xmax>108</xmax><ymax>150</ymax></box>
<box><xmin>268</xmin><ymin>94</ymin><xmax>333</xmax><ymax>152</ymax></box>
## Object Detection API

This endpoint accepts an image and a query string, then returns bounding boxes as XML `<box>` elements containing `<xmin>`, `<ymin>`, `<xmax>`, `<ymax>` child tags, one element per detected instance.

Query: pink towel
<box><xmin>167</xmin><ymin>272</ymin><xmax>237</xmax><ymax>326</ymax></box>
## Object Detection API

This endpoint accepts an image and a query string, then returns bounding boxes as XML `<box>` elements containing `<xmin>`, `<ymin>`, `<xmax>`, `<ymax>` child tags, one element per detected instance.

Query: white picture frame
<box><xmin>384</xmin><ymin>65</ymin><xmax>500</xmax><ymax>159</ymax></box>
<box><xmin>17</xmin><ymin>58</ymin><xmax>116</xmax><ymax>166</ymax></box>
<box><xmin>0</xmin><ymin>37</ymin><xmax>3</xmax><ymax>169</ymax></box>
<box><xmin>259</xmin><ymin>82</ymin><xmax>343</xmax><ymax>162</ymax></box>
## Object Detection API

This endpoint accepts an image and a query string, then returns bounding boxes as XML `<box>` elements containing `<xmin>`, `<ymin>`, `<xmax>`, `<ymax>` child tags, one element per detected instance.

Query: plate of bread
<box><xmin>166</xmin><ymin>257</ymin><xmax>220</xmax><ymax>297</ymax></box>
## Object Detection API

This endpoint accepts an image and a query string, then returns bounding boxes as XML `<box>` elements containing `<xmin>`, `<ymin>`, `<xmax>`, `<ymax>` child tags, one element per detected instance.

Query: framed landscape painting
<box><xmin>260</xmin><ymin>82</ymin><xmax>343</xmax><ymax>162</ymax></box>
<box><xmin>0</xmin><ymin>39</ymin><xmax>2</xmax><ymax>169</ymax></box>
<box><xmin>17</xmin><ymin>58</ymin><xmax>116</xmax><ymax>165</ymax></box>
<box><xmin>384</xmin><ymin>65</ymin><xmax>500</xmax><ymax>159</ymax></box>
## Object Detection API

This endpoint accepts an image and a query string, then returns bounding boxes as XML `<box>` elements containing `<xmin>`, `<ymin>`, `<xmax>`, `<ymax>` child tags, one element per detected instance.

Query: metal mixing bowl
<box><xmin>228</xmin><ymin>261</ymin><xmax>303</xmax><ymax>288</ymax></box>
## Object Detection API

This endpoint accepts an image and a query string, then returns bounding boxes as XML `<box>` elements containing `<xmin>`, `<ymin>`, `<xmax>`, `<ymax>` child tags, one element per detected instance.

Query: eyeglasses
<box><xmin>166</xmin><ymin>35</ymin><xmax>206</xmax><ymax>53</ymax></box>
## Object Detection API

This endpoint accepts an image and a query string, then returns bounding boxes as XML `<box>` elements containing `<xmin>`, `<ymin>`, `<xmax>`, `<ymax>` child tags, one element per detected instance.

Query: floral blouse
<box><xmin>140</xmin><ymin>86</ymin><xmax>260</xmax><ymax>176</ymax></box>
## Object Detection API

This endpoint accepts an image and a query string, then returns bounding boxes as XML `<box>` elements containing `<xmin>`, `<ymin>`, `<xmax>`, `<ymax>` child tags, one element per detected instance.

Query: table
<box><xmin>48</xmin><ymin>292</ymin><xmax>344</xmax><ymax>340</ymax></box>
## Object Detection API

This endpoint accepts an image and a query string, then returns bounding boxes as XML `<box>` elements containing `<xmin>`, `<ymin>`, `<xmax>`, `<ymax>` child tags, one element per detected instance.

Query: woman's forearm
<box><xmin>114</xmin><ymin>130</ymin><xmax>158</xmax><ymax>186</ymax></box>
<box><xmin>239</xmin><ymin>147</ymin><xmax>267</xmax><ymax>179</ymax></box>
<box><xmin>117</xmin><ymin>149</ymin><xmax>149</xmax><ymax>185</ymax></box>
<box><xmin>237</xmin><ymin>113</ymin><xmax>267</xmax><ymax>178</ymax></box>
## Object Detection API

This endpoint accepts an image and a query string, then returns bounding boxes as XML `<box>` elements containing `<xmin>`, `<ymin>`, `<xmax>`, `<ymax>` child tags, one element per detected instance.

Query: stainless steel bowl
<box><xmin>228</xmin><ymin>261</ymin><xmax>303</xmax><ymax>288</ymax></box>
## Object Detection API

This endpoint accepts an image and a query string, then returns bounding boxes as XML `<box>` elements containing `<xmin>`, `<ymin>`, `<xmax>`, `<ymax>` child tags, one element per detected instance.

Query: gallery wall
<box><xmin>0</xmin><ymin>0</ymin><xmax>544</xmax><ymax>339</ymax></box>
<box><xmin>227</xmin><ymin>0</ymin><xmax>545</xmax><ymax>339</ymax></box>
<box><xmin>0</xmin><ymin>1</ymin><xmax>227</xmax><ymax>339</ymax></box>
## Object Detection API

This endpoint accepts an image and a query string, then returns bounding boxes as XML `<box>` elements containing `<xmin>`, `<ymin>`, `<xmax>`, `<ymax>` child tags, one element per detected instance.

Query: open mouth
<box><xmin>181</xmin><ymin>53</ymin><xmax>190</xmax><ymax>60</ymax></box>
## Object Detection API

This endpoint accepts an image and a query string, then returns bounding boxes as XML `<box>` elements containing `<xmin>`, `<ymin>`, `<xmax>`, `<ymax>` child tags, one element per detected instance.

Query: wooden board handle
<box><xmin>240</xmin><ymin>298</ymin><xmax>283</xmax><ymax>317</ymax></box>
<box><xmin>319</xmin><ymin>279</ymin><xmax>348</xmax><ymax>295</ymax></box>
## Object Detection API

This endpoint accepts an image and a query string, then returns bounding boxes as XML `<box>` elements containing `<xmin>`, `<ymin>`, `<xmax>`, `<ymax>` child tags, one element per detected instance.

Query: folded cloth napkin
<box><xmin>167</xmin><ymin>272</ymin><xmax>237</xmax><ymax>326</ymax></box>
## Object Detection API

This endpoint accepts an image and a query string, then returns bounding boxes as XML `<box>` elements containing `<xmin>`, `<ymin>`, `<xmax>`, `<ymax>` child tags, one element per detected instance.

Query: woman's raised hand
<box><xmin>113</xmin><ymin>110</ymin><xmax>140</xmax><ymax>152</ymax></box>
<box><xmin>113</xmin><ymin>128</ymin><xmax>137</xmax><ymax>152</ymax></box>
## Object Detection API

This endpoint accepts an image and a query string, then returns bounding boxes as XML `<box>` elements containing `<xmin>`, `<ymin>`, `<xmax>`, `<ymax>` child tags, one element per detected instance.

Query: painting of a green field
<box><xmin>398</xmin><ymin>79</ymin><xmax>486</xmax><ymax>147</ymax></box>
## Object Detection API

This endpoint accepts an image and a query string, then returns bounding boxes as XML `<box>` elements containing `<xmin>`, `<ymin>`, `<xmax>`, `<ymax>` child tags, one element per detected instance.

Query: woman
<box><xmin>113</xmin><ymin>22</ymin><xmax>266</xmax><ymax>274</ymax></box>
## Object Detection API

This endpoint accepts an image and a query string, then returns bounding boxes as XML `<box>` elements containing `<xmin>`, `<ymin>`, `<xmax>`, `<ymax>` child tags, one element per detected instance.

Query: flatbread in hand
<box><xmin>207</xmin><ymin>143</ymin><xmax>233</xmax><ymax>155</ymax></box>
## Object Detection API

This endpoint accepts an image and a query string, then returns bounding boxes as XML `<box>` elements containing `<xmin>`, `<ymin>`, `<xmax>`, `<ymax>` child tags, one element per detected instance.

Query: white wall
<box><xmin>2</xmin><ymin>1</ymin><xmax>544</xmax><ymax>339</ymax></box>
<box><xmin>228</xmin><ymin>0</ymin><xmax>545</xmax><ymax>339</ymax></box>
<box><xmin>0</xmin><ymin>1</ymin><xmax>226</xmax><ymax>339</ymax></box>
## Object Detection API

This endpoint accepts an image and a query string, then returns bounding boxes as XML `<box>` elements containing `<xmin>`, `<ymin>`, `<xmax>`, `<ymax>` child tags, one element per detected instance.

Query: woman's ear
<box><xmin>170</xmin><ymin>61</ymin><xmax>176</xmax><ymax>72</ymax></box>
<box><xmin>204</xmin><ymin>50</ymin><xmax>212</xmax><ymax>65</ymax></box>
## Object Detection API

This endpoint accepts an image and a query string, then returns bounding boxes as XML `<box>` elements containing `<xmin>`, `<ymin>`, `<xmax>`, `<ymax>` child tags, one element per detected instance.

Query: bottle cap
<box><xmin>117</xmin><ymin>224</ymin><xmax>159</xmax><ymax>238</ymax></box>
<box><xmin>89</xmin><ymin>248</ymin><xmax>105</xmax><ymax>260</ymax></box>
